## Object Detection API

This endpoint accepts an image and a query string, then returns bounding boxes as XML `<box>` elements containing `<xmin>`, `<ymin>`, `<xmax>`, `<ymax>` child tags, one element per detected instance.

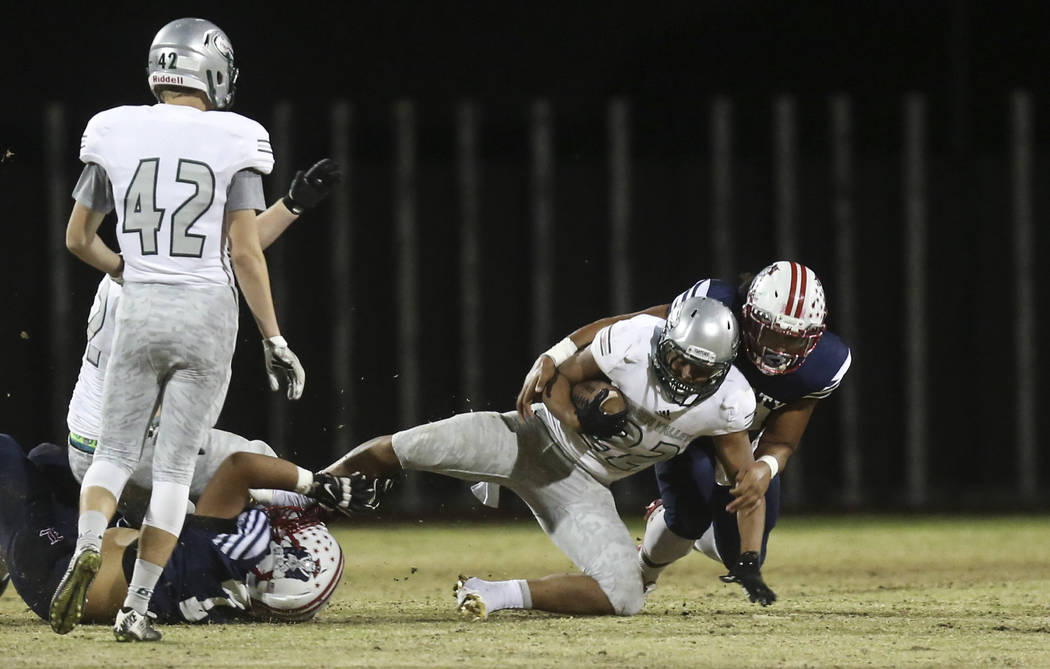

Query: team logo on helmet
<box><xmin>258</xmin><ymin>543</ymin><xmax>320</xmax><ymax>584</ymax></box>
<box><xmin>205</xmin><ymin>30</ymin><xmax>234</xmax><ymax>61</ymax></box>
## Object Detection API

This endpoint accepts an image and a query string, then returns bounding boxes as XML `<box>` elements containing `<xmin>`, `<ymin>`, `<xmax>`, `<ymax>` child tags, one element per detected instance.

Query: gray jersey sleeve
<box><xmin>72</xmin><ymin>163</ymin><xmax>115</xmax><ymax>214</ymax></box>
<box><xmin>226</xmin><ymin>169</ymin><xmax>266</xmax><ymax>212</ymax></box>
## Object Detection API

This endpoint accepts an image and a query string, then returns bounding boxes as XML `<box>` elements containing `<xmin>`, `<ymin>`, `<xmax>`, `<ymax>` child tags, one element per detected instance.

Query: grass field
<box><xmin>1</xmin><ymin>515</ymin><xmax>1047</xmax><ymax>668</ymax></box>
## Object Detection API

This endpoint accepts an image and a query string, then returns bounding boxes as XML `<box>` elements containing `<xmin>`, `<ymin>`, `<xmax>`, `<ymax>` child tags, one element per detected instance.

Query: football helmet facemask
<box><xmin>651</xmin><ymin>296</ymin><xmax>739</xmax><ymax>406</ymax></box>
<box><xmin>146</xmin><ymin>17</ymin><xmax>239</xmax><ymax>110</ymax></box>
<box><xmin>741</xmin><ymin>260</ymin><xmax>827</xmax><ymax>375</ymax></box>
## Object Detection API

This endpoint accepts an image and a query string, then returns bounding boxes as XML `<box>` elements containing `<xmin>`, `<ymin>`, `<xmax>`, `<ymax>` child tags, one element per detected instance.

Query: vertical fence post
<box><xmin>267</xmin><ymin>102</ymin><xmax>293</xmax><ymax>452</ymax></box>
<box><xmin>903</xmin><ymin>94</ymin><xmax>928</xmax><ymax>507</ymax></box>
<box><xmin>773</xmin><ymin>95</ymin><xmax>804</xmax><ymax>507</ymax></box>
<box><xmin>45</xmin><ymin>103</ymin><xmax>74</xmax><ymax>430</ymax></box>
<box><xmin>830</xmin><ymin>95</ymin><xmax>863</xmax><ymax>507</ymax></box>
<box><xmin>608</xmin><ymin>98</ymin><xmax>632</xmax><ymax>314</ymax></box>
<box><xmin>393</xmin><ymin>100</ymin><xmax>423</xmax><ymax>508</ymax></box>
<box><xmin>711</xmin><ymin>96</ymin><xmax>734</xmax><ymax>281</ymax></box>
<box><xmin>1010</xmin><ymin>90</ymin><xmax>1037</xmax><ymax>502</ymax></box>
<box><xmin>774</xmin><ymin>97</ymin><xmax>799</xmax><ymax>259</ymax></box>
<box><xmin>329</xmin><ymin>100</ymin><xmax>354</xmax><ymax>460</ymax></box>
<box><xmin>530</xmin><ymin>101</ymin><xmax>555</xmax><ymax>353</ymax></box>
<box><xmin>457</xmin><ymin>101</ymin><xmax>483</xmax><ymax>411</ymax></box>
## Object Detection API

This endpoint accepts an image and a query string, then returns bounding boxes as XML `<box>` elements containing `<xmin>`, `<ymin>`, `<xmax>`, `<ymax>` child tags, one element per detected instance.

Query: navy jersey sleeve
<box><xmin>148</xmin><ymin>508</ymin><xmax>272</xmax><ymax>623</ymax></box>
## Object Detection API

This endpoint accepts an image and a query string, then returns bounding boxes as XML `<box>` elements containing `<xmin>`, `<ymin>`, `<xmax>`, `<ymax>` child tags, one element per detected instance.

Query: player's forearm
<box><xmin>564</xmin><ymin>304</ymin><xmax>668</xmax><ymax>350</ymax></box>
<box><xmin>754</xmin><ymin>400</ymin><xmax>816</xmax><ymax>474</ymax></box>
<box><xmin>196</xmin><ymin>452</ymin><xmax>301</xmax><ymax>518</ymax></box>
<box><xmin>754</xmin><ymin>443</ymin><xmax>795</xmax><ymax>474</ymax></box>
<box><xmin>66</xmin><ymin>234</ymin><xmax>122</xmax><ymax>276</ymax></box>
<box><xmin>231</xmin><ymin>252</ymin><xmax>280</xmax><ymax>338</ymax></box>
<box><xmin>255</xmin><ymin>200</ymin><xmax>298</xmax><ymax>251</ymax></box>
<box><xmin>65</xmin><ymin>202</ymin><xmax>122</xmax><ymax>275</ymax></box>
<box><xmin>543</xmin><ymin>374</ymin><xmax>580</xmax><ymax>430</ymax></box>
<box><xmin>736</xmin><ymin>496</ymin><xmax>766</xmax><ymax>554</ymax></box>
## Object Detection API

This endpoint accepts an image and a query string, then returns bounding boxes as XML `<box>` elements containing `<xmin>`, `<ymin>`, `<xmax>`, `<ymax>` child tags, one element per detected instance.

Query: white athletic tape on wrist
<box><xmin>543</xmin><ymin>337</ymin><xmax>577</xmax><ymax>367</ymax></box>
<box><xmin>294</xmin><ymin>467</ymin><xmax>314</xmax><ymax>494</ymax></box>
<box><xmin>757</xmin><ymin>454</ymin><xmax>780</xmax><ymax>479</ymax></box>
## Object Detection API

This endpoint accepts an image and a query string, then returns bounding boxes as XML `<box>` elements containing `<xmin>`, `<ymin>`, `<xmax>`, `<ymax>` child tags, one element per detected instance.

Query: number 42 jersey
<box><xmin>79</xmin><ymin>103</ymin><xmax>274</xmax><ymax>286</ymax></box>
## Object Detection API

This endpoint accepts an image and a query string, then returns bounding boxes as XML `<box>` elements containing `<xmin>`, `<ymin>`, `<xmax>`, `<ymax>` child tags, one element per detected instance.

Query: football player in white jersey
<box><xmin>517</xmin><ymin>261</ymin><xmax>851</xmax><ymax>599</ymax></box>
<box><xmin>66</xmin><ymin>148</ymin><xmax>340</xmax><ymax>522</ymax></box>
<box><xmin>322</xmin><ymin>297</ymin><xmax>774</xmax><ymax>618</ymax></box>
<box><xmin>51</xmin><ymin>17</ymin><xmax>307</xmax><ymax>642</ymax></box>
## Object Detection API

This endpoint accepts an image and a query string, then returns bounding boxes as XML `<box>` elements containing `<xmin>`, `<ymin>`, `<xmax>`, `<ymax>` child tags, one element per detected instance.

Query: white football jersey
<box><xmin>79</xmin><ymin>104</ymin><xmax>274</xmax><ymax>286</ymax></box>
<box><xmin>67</xmin><ymin>275</ymin><xmax>122</xmax><ymax>440</ymax></box>
<box><xmin>535</xmin><ymin>314</ymin><xmax>755</xmax><ymax>485</ymax></box>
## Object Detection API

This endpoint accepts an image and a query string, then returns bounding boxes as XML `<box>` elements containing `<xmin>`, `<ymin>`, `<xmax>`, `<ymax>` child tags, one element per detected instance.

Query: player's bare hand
<box><xmin>726</xmin><ymin>461</ymin><xmax>770</xmax><ymax>514</ymax></box>
<box><xmin>517</xmin><ymin>355</ymin><xmax>557</xmax><ymax>419</ymax></box>
<box><xmin>263</xmin><ymin>336</ymin><xmax>306</xmax><ymax>400</ymax></box>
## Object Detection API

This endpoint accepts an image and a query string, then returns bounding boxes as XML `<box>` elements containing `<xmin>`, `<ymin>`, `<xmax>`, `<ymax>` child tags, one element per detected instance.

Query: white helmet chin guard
<box><xmin>742</xmin><ymin>261</ymin><xmax>827</xmax><ymax>375</ymax></box>
<box><xmin>247</xmin><ymin>506</ymin><xmax>344</xmax><ymax>622</ymax></box>
<box><xmin>146</xmin><ymin>17</ymin><xmax>239</xmax><ymax>109</ymax></box>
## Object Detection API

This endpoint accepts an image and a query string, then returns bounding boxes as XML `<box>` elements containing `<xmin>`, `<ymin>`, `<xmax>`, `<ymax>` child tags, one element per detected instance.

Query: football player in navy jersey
<box><xmin>0</xmin><ymin>433</ymin><xmax>388</xmax><ymax>630</ymax></box>
<box><xmin>517</xmin><ymin>261</ymin><xmax>851</xmax><ymax>599</ymax></box>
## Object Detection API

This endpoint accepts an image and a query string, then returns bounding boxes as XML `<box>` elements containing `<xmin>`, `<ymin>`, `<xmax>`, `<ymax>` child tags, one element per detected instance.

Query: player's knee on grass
<box><xmin>593</xmin><ymin>564</ymin><xmax>646</xmax><ymax>616</ymax></box>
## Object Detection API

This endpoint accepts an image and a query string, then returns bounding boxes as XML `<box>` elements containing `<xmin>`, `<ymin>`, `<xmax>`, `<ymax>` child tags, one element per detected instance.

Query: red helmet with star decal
<box><xmin>247</xmin><ymin>506</ymin><xmax>344</xmax><ymax>621</ymax></box>
<box><xmin>741</xmin><ymin>261</ymin><xmax>827</xmax><ymax>375</ymax></box>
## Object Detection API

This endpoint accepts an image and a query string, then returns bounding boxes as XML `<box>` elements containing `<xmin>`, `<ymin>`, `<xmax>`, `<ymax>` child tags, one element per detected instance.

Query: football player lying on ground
<box><xmin>0</xmin><ymin>433</ymin><xmax>390</xmax><ymax>629</ymax></box>
<box><xmin>517</xmin><ymin>261</ymin><xmax>851</xmax><ymax>599</ymax></box>
<box><xmin>323</xmin><ymin>296</ymin><xmax>775</xmax><ymax>619</ymax></box>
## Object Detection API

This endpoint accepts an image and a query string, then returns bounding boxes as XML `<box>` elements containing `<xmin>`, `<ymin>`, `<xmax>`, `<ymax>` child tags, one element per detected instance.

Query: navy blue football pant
<box><xmin>0</xmin><ymin>434</ymin><xmax>79</xmax><ymax>620</ymax></box>
<box><xmin>654</xmin><ymin>440</ymin><xmax>780</xmax><ymax>568</ymax></box>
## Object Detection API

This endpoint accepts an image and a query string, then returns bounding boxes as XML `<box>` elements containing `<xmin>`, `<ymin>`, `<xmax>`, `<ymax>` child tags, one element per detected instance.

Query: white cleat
<box><xmin>113</xmin><ymin>606</ymin><xmax>162</xmax><ymax>642</ymax></box>
<box><xmin>639</xmin><ymin>499</ymin><xmax>666</xmax><ymax>595</ymax></box>
<box><xmin>453</xmin><ymin>575</ymin><xmax>488</xmax><ymax>621</ymax></box>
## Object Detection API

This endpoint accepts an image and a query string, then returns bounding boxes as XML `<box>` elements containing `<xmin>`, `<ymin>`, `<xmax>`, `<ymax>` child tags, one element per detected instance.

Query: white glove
<box><xmin>262</xmin><ymin>336</ymin><xmax>305</xmax><ymax>400</ymax></box>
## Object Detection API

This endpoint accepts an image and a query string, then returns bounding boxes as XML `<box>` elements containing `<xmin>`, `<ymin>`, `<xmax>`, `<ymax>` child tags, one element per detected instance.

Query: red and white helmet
<box><xmin>741</xmin><ymin>261</ymin><xmax>827</xmax><ymax>375</ymax></box>
<box><xmin>247</xmin><ymin>506</ymin><xmax>344</xmax><ymax>622</ymax></box>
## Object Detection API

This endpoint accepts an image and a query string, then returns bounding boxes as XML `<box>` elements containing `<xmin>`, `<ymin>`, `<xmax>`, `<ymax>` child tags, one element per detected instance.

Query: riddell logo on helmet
<box><xmin>150</xmin><ymin>73</ymin><xmax>185</xmax><ymax>85</ymax></box>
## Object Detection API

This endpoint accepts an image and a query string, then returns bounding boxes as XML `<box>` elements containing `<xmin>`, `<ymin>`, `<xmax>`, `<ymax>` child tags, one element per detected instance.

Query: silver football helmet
<box><xmin>146</xmin><ymin>18</ymin><xmax>238</xmax><ymax>110</ymax></box>
<box><xmin>741</xmin><ymin>261</ymin><xmax>827</xmax><ymax>375</ymax></box>
<box><xmin>651</xmin><ymin>296</ymin><xmax>740</xmax><ymax>406</ymax></box>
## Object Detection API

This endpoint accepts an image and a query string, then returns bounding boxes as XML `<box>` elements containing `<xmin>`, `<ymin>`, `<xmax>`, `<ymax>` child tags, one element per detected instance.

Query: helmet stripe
<box><xmin>784</xmin><ymin>262</ymin><xmax>799</xmax><ymax>316</ymax></box>
<box><xmin>794</xmin><ymin>263</ymin><xmax>808</xmax><ymax>318</ymax></box>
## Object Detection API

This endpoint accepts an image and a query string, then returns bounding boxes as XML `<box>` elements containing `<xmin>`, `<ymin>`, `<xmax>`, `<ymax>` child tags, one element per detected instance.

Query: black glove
<box><xmin>719</xmin><ymin>551</ymin><xmax>777</xmax><ymax>606</ymax></box>
<box><xmin>283</xmin><ymin>158</ymin><xmax>342</xmax><ymax>215</ymax></box>
<box><xmin>306</xmin><ymin>472</ymin><xmax>394</xmax><ymax>516</ymax></box>
<box><xmin>573</xmin><ymin>387</ymin><xmax>628</xmax><ymax>439</ymax></box>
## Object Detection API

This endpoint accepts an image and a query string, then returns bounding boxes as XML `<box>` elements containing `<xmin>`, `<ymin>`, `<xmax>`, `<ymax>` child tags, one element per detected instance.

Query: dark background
<box><xmin>1</xmin><ymin>1</ymin><xmax>1047</xmax><ymax>511</ymax></box>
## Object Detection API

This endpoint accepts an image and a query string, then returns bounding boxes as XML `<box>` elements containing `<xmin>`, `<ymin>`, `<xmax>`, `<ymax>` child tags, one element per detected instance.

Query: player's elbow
<box><xmin>230</xmin><ymin>247</ymin><xmax>265</xmax><ymax>274</ymax></box>
<box><xmin>65</xmin><ymin>227</ymin><xmax>89</xmax><ymax>254</ymax></box>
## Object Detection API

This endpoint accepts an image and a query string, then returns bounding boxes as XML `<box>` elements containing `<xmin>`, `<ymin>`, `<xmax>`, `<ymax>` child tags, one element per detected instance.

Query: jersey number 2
<box><xmin>123</xmin><ymin>158</ymin><xmax>215</xmax><ymax>257</ymax></box>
